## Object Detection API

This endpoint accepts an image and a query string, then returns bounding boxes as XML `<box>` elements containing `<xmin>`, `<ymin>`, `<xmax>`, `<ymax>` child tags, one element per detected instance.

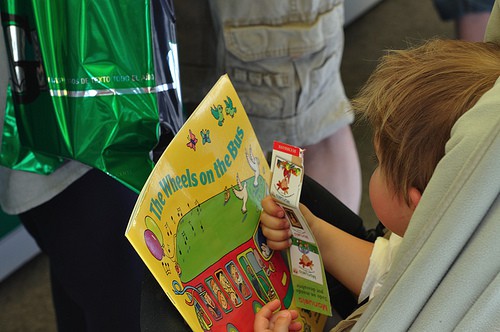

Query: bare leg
<box><xmin>456</xmin><ymin>12</ymin><xmax>491</xmax><ymax>41</ymax></box>
<box><xmin>303</xmin><ymin>125</ymin><xmax>362</xmax><ymax>214</ymax></box>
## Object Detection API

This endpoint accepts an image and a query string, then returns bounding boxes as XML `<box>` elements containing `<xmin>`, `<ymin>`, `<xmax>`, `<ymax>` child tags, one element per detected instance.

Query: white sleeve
<box><xmin>358</xmin><ymin>233</ymin><xmax>403</xmax><ymax>303</ymax></box>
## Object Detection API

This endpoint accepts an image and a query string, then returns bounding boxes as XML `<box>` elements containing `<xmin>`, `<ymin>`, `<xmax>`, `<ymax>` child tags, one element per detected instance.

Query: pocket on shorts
<box><xmin>218</xmin><ymin>0</ymin><xmax>345</xmax><ymax>120</ymax></box>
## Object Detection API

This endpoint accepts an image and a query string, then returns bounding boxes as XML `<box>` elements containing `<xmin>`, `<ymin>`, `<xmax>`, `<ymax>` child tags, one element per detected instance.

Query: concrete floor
<box><xmin>0</xmin><ymin>1</ymin><xmax>452</xmax><ymax>331</ymax></box>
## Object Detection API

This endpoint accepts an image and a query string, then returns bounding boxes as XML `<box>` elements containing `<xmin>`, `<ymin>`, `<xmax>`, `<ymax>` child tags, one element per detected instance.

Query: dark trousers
<box><xmin>20</xmin><ymin>169</ymin><xmax>144</xmax><ymax>332</ymax></box>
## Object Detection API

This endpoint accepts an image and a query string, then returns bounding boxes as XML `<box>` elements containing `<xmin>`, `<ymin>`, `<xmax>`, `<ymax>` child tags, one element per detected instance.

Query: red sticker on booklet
<box><xmin>273</xmin><ymin>141</ymin><xmax>303</xmax><ymax>157</ymax></box>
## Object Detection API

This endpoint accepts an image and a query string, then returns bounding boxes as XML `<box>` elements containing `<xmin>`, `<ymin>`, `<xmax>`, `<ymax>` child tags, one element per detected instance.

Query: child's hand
<box><xmin>254</xmin><ymin>299</ymin><xmax>302</xmax><ymax>332</ymax></box>
<box><xmin>260</xmin><ymin>196</ymin><xmax>292</xmax><ymax>250</ymax></box>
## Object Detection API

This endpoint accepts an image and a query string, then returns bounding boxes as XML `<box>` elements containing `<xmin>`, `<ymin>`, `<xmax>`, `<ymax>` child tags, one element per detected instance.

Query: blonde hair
<box><xmin>352</xmin><ymin>39</ymin><xmax>500</xmax><ymax>204</ymax></box>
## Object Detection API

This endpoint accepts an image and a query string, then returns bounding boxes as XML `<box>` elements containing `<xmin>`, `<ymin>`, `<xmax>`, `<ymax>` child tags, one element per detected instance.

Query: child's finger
<box><xmin>260</xmin><ymin>224</ymin><xmax>292</xmax><ymax>241</ymax></box>
<box><xmin>269</xmin><ymin>309</ymin><xmax>302</xmax><ymax>332</ymax></box>
<box><xmin>260</xmin><ymin>211</ymin><xmax>290</xmax><ymax>231</ymax></box>
<box><xmin>260</xmin><ymin>224</ymin><xmax>292</xmax><ymax>250</ymax></box>
<box><xmin>261</xmin><ymin>196</ymin><xmax>285</xmax><ymax>218</ymax></box>
<box><xmin>288</xmin><ymin>320</ymin><xmax>303</xmax><ymax>332</ymax></box>
<box><xmin>287</xmin><ymin>310</ymin><xmax>302</xmax><ymax>331</ymax></box>
<box><xmin>265</xmin><ymin>238</ymin><xmax>292</xmax><ymax>251</ymax></box>
<box><xmin>254</xmin><ymin>299</ymin><xmax>282</xmax><ymax>331</ymax></box>
<box><xmin>269</xmin><ymin>311</ymin><xmax>293</xmax><ymax>332</ymax></box>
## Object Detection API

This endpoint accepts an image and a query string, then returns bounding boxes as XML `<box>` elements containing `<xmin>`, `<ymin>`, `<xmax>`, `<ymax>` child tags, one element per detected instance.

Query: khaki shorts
<box><xmin>177</xmin><ymin>0</ymin><xmax>353</xmax><ymax>151</ymax></box>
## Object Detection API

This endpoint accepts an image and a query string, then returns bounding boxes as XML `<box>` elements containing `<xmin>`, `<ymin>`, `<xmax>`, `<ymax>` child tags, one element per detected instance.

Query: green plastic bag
<box><xmin>0</xmin><ymin>0</ymin><xmax>183</xmax><ymax>192</ymax></box>
<box><xmin>0</xmin><ymin>85</ymin><xmax>64</xmax><ymax>174</ymax></box>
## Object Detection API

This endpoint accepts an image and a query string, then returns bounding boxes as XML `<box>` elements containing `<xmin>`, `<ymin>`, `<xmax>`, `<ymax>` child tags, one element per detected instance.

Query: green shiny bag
<box><xmin>0</xmin><ymin>0</ymin><xmax>183</xmax><ymax>192</ymax></box>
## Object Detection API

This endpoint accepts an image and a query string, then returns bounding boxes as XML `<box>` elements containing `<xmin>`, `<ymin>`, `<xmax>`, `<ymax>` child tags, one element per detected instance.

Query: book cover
<box><xmin>126</xmin><ymin>75</ymin><xmax>326</xmax><ymax>332</ymax></box>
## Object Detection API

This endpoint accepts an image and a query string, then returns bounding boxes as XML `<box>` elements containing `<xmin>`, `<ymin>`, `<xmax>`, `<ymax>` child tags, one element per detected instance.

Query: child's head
<box><xmin>353</xmin><ymin>39</ymin><xmax>500</xmax><ymax>234</ymax></box>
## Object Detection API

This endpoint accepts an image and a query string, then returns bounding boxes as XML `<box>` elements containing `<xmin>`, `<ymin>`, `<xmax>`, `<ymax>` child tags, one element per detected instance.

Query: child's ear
<box><xmin>408</xmin><ymin>187</ymin><xmax>422</xmax><ymax>211</ymax></box>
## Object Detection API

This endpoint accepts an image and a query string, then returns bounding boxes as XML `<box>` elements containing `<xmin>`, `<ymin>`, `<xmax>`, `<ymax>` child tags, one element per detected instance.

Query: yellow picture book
<box><xmin>126</xmin><ymin>75</ymin><xmax>326</xmax><ymax>332</ymax></box>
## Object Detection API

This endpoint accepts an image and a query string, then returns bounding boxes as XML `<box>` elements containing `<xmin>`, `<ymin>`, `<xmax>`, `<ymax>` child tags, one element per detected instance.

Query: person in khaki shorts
<box><xmin>175</xmin><ymin>0</ymin><xmax>362</xmax><ymax>213</ymax></box>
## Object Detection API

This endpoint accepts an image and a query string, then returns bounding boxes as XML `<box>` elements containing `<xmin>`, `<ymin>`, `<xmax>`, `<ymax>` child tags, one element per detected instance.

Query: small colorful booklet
<box><xmin>125</xmin><ymin>75</ymin><xmax>328</xmax><ymax>332</ymax></box>
<box><xmin>270</xmin><ymin>142</ymin><xmax>332</xmax><ymax>316</ymax></box>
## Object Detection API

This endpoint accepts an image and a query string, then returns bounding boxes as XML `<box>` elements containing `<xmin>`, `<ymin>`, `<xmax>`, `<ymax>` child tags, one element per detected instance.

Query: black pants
<box><xmin>20</xmin><ymin>169</ymin><xmax>144</xmax><ymax>332</ymax></box>
<box><xmin>140</xmin><ymin>175</ymin><xmax>371</xmax><ymax>331</ymax></box>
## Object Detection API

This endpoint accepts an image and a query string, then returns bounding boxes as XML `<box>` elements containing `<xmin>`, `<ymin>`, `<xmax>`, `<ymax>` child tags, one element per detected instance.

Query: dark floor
<box><xmin>0</xmin><ymin>1</ymin><xmax>452</xmax><ymax>331</ymax></box>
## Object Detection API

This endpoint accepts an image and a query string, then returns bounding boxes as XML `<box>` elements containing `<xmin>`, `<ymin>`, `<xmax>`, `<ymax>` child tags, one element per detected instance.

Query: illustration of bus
<box><xmin>170</xmin><ymin>174</ymin><xmax>294</xmax><ymax>332</ymax></box>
